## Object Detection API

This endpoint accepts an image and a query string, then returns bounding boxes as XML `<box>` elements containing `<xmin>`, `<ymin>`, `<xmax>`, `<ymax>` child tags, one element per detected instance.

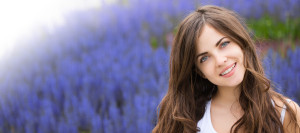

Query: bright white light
<box><xmin>0</xmin><ymin>0</ymin><xmax>105</xmax><ymax>60</ymax></box>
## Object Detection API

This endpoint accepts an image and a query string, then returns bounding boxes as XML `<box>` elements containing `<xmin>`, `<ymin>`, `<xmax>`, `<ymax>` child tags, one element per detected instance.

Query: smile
<box><xmin>220</xmin><ymin>63</ymin><xmax>236</xmax><ymax>77</ymax></box>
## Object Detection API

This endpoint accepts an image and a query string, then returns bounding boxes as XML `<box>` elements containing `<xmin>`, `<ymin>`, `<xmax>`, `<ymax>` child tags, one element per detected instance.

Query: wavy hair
<box><xmin>152</xmin><ymin>5</ymin><xmax>298</xmax><ymax>133</ymax></box>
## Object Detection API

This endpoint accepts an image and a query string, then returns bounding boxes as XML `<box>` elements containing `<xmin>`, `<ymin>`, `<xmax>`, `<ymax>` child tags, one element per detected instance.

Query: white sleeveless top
<box><xmin>197</xmin><ymin>99</ymin><xmax>291</xmax><ymax>133</ymax></box>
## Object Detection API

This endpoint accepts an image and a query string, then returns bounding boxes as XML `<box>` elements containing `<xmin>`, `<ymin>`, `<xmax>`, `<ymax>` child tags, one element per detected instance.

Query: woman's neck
<box><xmin>213</xmin><ymin>85</ymin><xmax>241</xmax><ymax>106</ymax></box>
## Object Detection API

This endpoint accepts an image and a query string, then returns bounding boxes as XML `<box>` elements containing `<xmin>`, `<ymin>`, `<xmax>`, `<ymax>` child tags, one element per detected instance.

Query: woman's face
<box><xmin>195</xmin><ymin>24</ymin><xmax>246</xmax><ymax>89</ymax></box>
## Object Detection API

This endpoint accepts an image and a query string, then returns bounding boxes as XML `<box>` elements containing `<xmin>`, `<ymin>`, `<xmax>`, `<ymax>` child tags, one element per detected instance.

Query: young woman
<box><xmin>152</xmin><ymin>5</ymin><xmax>300</xmax><ymax>133</ymax></box>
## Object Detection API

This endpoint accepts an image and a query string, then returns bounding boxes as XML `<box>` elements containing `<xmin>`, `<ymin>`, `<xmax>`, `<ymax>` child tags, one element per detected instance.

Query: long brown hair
<box><xmin>152</xmin><ymin>5</ymin><xmax>298</xmax><ymax>133</ymax></box>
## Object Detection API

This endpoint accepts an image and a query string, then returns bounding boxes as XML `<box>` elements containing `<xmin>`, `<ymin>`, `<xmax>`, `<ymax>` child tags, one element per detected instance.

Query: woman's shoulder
<box><xmin>282</xmin><ymin>99</ymin><xmax>300</xmax><ymax>132</ymax></box>
<box><xmin>272</xmin><ymin>96</ymin><xmax>300</xmax><ymax>132</ymax></box>
<box><xmin>272</xmin><ymin>96</ymin><xmax>299</xmax><ymax>111</ymax></box>
<box><xmin>272</xmin><ymin>96</ymin><xmax>299</xmax><ymax>116</ymax></box>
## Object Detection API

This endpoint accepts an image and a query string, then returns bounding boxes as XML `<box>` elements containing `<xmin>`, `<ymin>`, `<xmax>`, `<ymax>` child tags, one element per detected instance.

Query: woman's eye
<box><xmin>200</xmin><ymin>56</ymin><xmax>208</xmax><ymax>63</ymax></box>
<box><xmin>220</xmin><ymin>41</ymin><xmax>230</xmax><ymax>48</ymax></box>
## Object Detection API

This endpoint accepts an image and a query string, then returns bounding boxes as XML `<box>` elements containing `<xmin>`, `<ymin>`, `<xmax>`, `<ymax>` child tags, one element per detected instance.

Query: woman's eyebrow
<box><xmin>196</xmin><ymin>37</ymin><xmax>227</xmax><ymax>59</ymax></box>
<box><xmin>215</xmin><ymin>37</ymin><xmax>227</xmax><ymax>47</ymax></box>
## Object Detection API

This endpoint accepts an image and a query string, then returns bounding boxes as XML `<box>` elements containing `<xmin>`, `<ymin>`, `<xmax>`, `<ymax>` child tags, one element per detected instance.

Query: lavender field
<box><xmin>0</xmin><ymin>0</ymin><xmax>299</xmax><ymax>132</ymax></box>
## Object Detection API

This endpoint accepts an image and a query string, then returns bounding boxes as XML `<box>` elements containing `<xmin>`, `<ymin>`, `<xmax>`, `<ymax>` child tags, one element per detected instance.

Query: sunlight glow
<box><xmin>0</xmin><ymin>0</ymin><xmax>107</xmax><ymax>60</ymax></box>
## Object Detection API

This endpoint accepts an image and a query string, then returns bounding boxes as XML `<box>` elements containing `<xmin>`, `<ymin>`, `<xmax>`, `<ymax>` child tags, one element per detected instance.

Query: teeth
<box><xmin>221</xmin><ymin>63</ymin><xmax>236</xmax><ymax>76</ymax></box>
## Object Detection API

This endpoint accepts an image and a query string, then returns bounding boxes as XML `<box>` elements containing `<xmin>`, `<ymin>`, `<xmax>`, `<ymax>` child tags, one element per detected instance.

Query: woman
<box><xmin>152</xmin><ymin>5</ymin><xmax>300</xmax><ymax>133</ymax></box>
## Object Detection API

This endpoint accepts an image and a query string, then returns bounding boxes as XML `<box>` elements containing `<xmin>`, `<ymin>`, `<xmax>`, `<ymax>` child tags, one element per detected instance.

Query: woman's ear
<box><xmin>195</xmin><ymin>68</ymin><xmax>206</xmax><ymax>79</ymax></box>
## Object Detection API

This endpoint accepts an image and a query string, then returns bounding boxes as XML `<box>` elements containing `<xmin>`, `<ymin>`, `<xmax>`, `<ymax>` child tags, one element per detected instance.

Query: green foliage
<box><xmin>247</xmin><ymin>16</ymin><xmax>300</xmax><ymax>41</ymax></box>
<box><xmin>79</xmin><ymin>129</ymin><xmax>90</xmax><ymax>133</ymax></box>
<box><xmin>151</xmin><ymin>37</ymin><xmax>158</xmax><ymax>49</ymax></box>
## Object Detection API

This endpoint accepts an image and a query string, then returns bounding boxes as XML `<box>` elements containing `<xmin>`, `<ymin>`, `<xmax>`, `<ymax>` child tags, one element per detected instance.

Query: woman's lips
<box><xmin>219</xmin><ymin>63</ymin><xmax>237</xmax><ymax>77</ymax></box>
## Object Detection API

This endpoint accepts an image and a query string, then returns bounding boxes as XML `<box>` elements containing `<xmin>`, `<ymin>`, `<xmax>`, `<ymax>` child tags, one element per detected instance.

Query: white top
<box><xmin>197</xmin><ymin>100</ymin><xmax>217</xmax><ymax>133</ymax></box>
<box><xmin>197</xmin><ymin>99</ymin><xmax>291</xmax><ymax>133</ymax></box>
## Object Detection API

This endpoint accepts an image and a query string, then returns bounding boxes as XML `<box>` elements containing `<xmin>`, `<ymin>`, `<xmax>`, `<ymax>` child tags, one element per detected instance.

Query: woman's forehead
<box><xmin>197</xmin><ymin>25</ymin><xmax>225</xmax><ymax>49</ymax></box>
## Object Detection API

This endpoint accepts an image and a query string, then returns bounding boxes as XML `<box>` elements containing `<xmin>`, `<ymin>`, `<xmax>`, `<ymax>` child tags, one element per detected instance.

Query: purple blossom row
<box><xmin>263</xmin><ymin>48</ymin><xmax>300</xmax><ymax>103</ymax></box>
<box><xmin>0</xmin><ymin>0</ymin><xmax>299</xmax><ymax>132</ymax></box>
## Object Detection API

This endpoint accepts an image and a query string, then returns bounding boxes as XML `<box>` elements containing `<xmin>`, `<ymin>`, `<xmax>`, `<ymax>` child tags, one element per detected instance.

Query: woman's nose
<box><xmin>215</xmin><ymin>54</ymin><xmax>227</xmax><ymax>67</ymax></box>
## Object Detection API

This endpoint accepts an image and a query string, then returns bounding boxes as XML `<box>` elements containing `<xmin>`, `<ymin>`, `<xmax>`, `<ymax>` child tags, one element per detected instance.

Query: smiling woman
<box><xmin>196</xmin><ymin>25</ymin><xmax>246</xmax><ymax>89</ymax></box>
<box><xmin>153</xmin><ymin>5</ymin><xmax>300</xmax><ymax>133</ymax></box>
<box><xmin>0</xmin><ymin>0</ymin><xmax>102</xmax><ymax>60</ymax></box>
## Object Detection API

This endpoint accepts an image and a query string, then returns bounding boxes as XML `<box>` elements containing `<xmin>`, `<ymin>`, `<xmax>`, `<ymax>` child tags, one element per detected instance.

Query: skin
<box><xmin>195</xmin><ymin>24</ymin><xmax>246</xmax><ymax>132</ymax></box>
<box><xmin>273</xmin><ymin>96</ymin><xmax>300</xmax><ymax>133</ymax></box>
<box><xmin>195</xmin><ymin>24</ymin><xmax>246</xmax><ymax>89</ymax></box>
<box><xmin>196</xmin><ymin>24</ymin><xmax>300</xmax><ymax>133</ymax></box>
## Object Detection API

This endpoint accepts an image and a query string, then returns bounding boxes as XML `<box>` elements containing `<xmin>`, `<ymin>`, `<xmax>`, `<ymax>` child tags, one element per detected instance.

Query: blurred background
<box><xmin>0</xmin><ymin>0</ymin><xmax>299</xmax><ymax>132</ymax></box>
